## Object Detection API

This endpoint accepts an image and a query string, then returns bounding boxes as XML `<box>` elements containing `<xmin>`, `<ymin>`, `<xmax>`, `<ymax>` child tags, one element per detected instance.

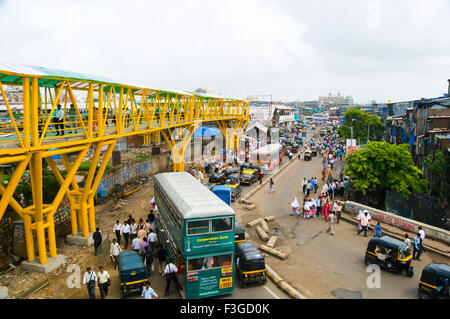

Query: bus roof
<box><xmin>250</xmin><ymin>143</ymin><xmax>282</xmax><ymax>155</ymax></box>
<box><xmin>154</xmin><ymin>172</ymin><xmax>235</xmax><ymax>219</ymax></box>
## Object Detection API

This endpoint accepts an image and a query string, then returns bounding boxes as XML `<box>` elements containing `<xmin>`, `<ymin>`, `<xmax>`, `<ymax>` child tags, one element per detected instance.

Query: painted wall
<box><xmin>96</xmin><ymin>151</ymin><xmax>171</xmax><ymax>198</ymax></box>
<box><xmin>344</xmin><ymin>201</ymin><xmax>450</xmax><ymax>245</ymax></box>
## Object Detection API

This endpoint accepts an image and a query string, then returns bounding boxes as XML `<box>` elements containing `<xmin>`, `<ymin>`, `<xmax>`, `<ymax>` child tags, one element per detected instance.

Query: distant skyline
<box><xmin>0</xmin><ymin>0</ymin><xmax>449</xmax><ymax>103</ymax></box>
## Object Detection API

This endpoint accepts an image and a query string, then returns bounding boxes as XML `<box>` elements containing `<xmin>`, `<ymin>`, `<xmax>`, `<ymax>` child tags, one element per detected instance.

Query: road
<box><xmin>237</xmin><ymin>129</ymin><xmax>449</xmax><ymax>299</ymax></box>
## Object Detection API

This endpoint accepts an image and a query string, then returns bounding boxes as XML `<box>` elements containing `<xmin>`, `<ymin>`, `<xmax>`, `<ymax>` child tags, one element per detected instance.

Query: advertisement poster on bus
<box><xmin>185</xmin><ymin>233</ymin><xmax>234</xmax><ymax>255</ymax></box>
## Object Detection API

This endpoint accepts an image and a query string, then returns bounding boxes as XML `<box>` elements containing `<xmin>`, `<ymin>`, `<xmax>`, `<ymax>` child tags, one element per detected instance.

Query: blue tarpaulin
<box><xmin>193</xmin><ymin>126</ymin><xmax>221</xmax><ymax>138</ymax></box>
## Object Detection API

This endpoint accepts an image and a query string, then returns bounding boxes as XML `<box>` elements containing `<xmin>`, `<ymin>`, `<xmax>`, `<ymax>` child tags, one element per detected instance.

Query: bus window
<box><xmin>212</xmin><ymin>218</ymin><xmax>233</xmax><ymax>233</ymax></box>
<box><xmin>187</xmin><ymin>257</ymin><xmax>211</xmax><ymax>271</ymax></box>
<box><xmin>211</xmin><ymin>254</ymin><xmax>233</xmax><ymax>268</ymax></box>
<box><xmin>187</xmin><ymin>220</ymin><xmax>210</xmax><ymax>235</ymax></box>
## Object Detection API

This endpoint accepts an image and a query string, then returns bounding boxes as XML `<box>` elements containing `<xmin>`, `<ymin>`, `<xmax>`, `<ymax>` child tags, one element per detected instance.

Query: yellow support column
<box><xmin>30</xmin><ymin>151</ymin><xmax>47</xmax><ymax>264</ymax></box>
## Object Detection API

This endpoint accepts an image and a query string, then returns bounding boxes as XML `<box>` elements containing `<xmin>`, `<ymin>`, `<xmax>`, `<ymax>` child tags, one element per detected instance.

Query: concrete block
<box><xmin>66</xmin><ymin>232</ymin><xmax>94</xmax><ymax>247</ymax></box>
<box><xmin>264</xmin><ymin>216</ymin><xmax>275</xmax><ymax>222</ymax></box>
<box><xmin>260</xmin><ymin>219</ymin><xmax>270</xmax><ymax>233</ymax></box>
<box><xmin>267</xmin><ymin>236</ymin><xmax>278</xmax><ymax>248</ymax></box>
<box><xmin>259</xmin><ymin>244</ymin><xmax>288</xmax><ymax>259</ymax></box>
<box><xmin>244</xmin><ymin>204</ymin><xmax>256</xmax><ymax>210</ymax></box>
<box><xmin>21</xmin><ymin>255</ymin><xmax>66</xmax><ymax>274</ymax></box>
<box><xmin>0</xmin><ymin>286</ymin><xmax>8</xmax><ymax>299</ymax></box>
<box><xmin>256</xmin><ymin>226</ymin><xmax>269</xmax><ymax>241</ymax></box>
<box><xmin>247</xmin><ymin>218</ymin><xmax>262</xmax><ymax>227</ymax></box>
<box><xmin>265</xmin><ymin>265</ymin><xmax>283</xmax><ymax>285</ymax></box>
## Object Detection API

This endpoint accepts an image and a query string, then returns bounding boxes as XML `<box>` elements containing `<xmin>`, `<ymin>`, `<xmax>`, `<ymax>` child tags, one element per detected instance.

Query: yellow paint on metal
<box><xmin>0</xmin><ymin>68</ymin><xmax>248</xmax><ymax>264</ymax></box>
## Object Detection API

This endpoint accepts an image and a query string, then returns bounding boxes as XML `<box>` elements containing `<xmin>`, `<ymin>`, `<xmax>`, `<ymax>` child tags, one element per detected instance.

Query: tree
<box><xmin>337</xmin><ymin>108</ymin><xmax>384</xmax><ymax>144</ymax></box>
<box><xmin>344</xmin><ymin>141</ymin><xmax>427</xmax><ymax>199</ymax></box>
<box><xmin>423</xmin><ymin>150</ymin><xmax>450</xmax><ymax>202</ymax></box>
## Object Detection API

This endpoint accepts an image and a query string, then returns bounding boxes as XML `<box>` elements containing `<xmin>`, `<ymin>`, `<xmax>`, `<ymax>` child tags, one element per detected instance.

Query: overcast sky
<box><xmin>0</xmin><ymin>0</ymin><xmax>449</xmax><ymax>103</ymax></box>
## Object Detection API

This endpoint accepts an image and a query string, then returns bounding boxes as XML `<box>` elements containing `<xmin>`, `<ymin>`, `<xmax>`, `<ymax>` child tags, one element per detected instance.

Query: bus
<box><xmin>249</xmin><ymin>143</ymin><xmax>283</xmax><ymax>173</ymax></box>
<box><xmin>153</xmin><ymin>172</ymin><xmax>235</xmax><ymax>299</ymax></box>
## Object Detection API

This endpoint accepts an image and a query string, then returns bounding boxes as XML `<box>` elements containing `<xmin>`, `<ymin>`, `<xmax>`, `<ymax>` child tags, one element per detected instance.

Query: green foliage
<box><xmin>136</xmin><ymin>154</ymin><xmax>149</xmax><ymax>160</ymax></box>
<box><xmin>79</xmin><ymin>161</ymin><xmax>112</xmax><ymax>172</ymax></box>
<box><xmin>302</xmin><ymin>110</ymin><xmax>312</xmax><ymax>116</ymax></box>
<box><xmin>14</xmin><ymin>167</ymin><xmax>63</xmax><ymax>207</ymax></box>
<box><xmin>337</xmin><ymin>108</ymin><xmax>384</xmax><ymax>144</ymax></box>
<box><xmin>344</xmin><ymin>141</ymin><xmax>428</xmax><ymax>199</ymax></box>
<box><xmin>423</xmin><ymin>151</ymin><xmax>450</xmax><ymax>200</ymax></box>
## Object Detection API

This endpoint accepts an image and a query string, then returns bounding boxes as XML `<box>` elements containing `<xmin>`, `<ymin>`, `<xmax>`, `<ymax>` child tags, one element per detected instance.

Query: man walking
<box><xmin>141</xmin><ymin>281</ymin><xmax>160</xmax><ymax>299</ymax></box>
<box><xmin>110</xmin><ymin>238</ymin><xmax>122</xmax><ymax>269</ymax></box>
<box><xmin>82</xmin><ymin>267</ymin><xmax>97</xmax><ymax>299</ymax></box>
<box><xmin>357</xmin><ymin>211</ymin><xmax>370</xmax><ymax>237</ymax></box>
<box><xmin>97</xmin><ymin>266</ymin><xmax>110</xmax><ymax>299</ymax></box>
<box><xmin>121</xmin><ymin>221</ymin><xmax>130</xmax><ymax>249</ymax></box>
<box><xmin>413</xmin><ymin>233</ymin><xmax>422</xmax><ymax>261</ymax></box>
<box><xmin>68</xmin><ymin>103</ymin><xmax>77</xmax><ymax>134</ymax></box>
<box><xmin>147</xmin><ymin>229</ymin><xmax>158</xmax><ymax>254</ymax></box>
<box><xmin>164</xmin><ymin>259</ymin><xmax>183</xmax><ymax>296</ymax></box>
<box><xmin>269</xmin><ymin>178</ymin><xmax>275</xmax><ymax>193</ymax></box>
<box><xmin>54</xmin><ymin>104</ymin><xmax>64</xmax><ymax>136</ymax></box>
<box><xmin>132</xmin><ymin>235</ymin><xmax>141</xmax><ymax>253</ymax></box>
<box><xmin>113</xmin><ymin>220</ymin><xmax>122</xmax><ymax>245</ymax></box>
<box><xmin>144</xmin><ymin>246</ymin><xmax>154</xmax><ymax>277</ymax></box>
<box><xmin>157</xmin><ymin>242</ymin><xmax>168</xmax><ymax>274</ymax></box>
<box><xmin>327</xmin><ymin>212</ymin><xmax>336</xmax><ymax>235</ymax></box>
<box><xmin>92</xmin><ymin>227</ymin><xmax>102</xmax><ymax>256</ymax></box>
<box><xmin>418</xmin><ymin>226</ymin><xmax>426</xmax><ymax>252</ymax></box>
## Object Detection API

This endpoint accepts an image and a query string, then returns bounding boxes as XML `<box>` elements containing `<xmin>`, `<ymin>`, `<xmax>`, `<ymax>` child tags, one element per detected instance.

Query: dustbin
<box><xmin>12</xmin><ymin>220</ymin><xmax>37</xmax><ymax>259</ymax></box>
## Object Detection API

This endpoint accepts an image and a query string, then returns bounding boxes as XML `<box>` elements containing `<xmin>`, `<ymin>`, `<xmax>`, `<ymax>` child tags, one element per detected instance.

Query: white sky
<box><xmin>0</xmin><ymin>0</ymin><xmax>449</xmax><ymax>103</ymax></box>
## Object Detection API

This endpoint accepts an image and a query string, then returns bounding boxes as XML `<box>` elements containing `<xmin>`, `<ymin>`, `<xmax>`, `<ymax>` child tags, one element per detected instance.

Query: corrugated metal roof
<box><xmin>0</xmin><ymin>61</ymin><xmax>242</xmax><ymax>100</ymax></box>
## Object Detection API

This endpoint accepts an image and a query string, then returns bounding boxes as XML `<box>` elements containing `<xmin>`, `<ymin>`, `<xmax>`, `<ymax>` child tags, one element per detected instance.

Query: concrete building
<box><xmin>319</xmin><ymin>92</ymin><xmax>353</xmax><ymax>107</ymax></box>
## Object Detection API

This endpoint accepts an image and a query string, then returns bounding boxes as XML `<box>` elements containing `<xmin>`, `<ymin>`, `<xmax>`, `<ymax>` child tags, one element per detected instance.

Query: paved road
<box><xmin>238</xmin><ymin>129</ymin><xmax>449</xmax><ymax>299</ymax></box>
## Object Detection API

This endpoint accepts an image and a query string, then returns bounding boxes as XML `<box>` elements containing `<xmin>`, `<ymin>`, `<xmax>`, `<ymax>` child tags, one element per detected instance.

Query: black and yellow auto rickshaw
<box><xmin>224</xmin><ymin>167</ymin><xmax>239</xmax><ymax>177</ymax></box>
<box><xmin>291</xmin><ymin>143</ymin><xmax>299</xmax><ymax>153</ymax></box>
<box><xmin>224</xmin><ymin>174</ymin><xmax>242</xmax><ymax>202</ymax></box>
<box><xmin>235</xmin><ymin>242</ymin><xmax>266</xmax><ymax>288</ymax></box>
<box><xmin>311</xmin><ymin>146</ymin><xmax>317</xmax><ymax>156</ymax></box>
<box><xmin>418</xmin><ymin>263</ymin><xmax>450</xmax><ymax>299</ymax></box>
<box><xmin>364</xmin><ymin>236</ymin><xmax>414</xmax><ymax>277</ymax></box>
<box><xmin>240</xmin><ymin>170</ymin><xmax>258</xmax><ymax>185</ymax></box>
<box><xmin>234</xmin><ymin>221</ymin><xmax>246</xmax><ymax>244</ymax></box>
<box><xmin>304</xmin><ymin>149</ymin><xmax>312</xmax><ymax>161</ymax></box>
<box><xmin>118</xmin><ymin>251</ymin><xmax>147</xmax><ymax>297</ymax></box>
<box><xmin>208</xmin><ymin>172</ymin><xmax>226</xmax><ymax>185</ymax></box>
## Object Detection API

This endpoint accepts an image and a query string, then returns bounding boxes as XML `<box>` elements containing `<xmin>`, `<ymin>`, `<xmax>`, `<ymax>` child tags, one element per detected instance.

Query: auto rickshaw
<box><xmin>234</xmin><ymin>222</ymin><xmax>246</xmax><ymax>244</ymax></box>
<box><xmin>118</xmin><ymin>251</ymin><xmax>147</xmax><ymax>297</ymax></box>
<box><xmin>240</xmin><ymin>170</ymin><xmax>257</xmax><ymax>185</ymax></box>
<box><xmin>224</xmin><ymin>167</ymin><xmax>239</xmax><ymax>177</ymax></box>
<box><xmin>418</xmin><ymin>263</ymin><xmax>450</xmax><ymax>299</ymax></box>
<box><xmin>311</xmin><ymin>146</ymin><xmax>317</xmax><ymax>156</ymax></box>
<box><xmin>304</xmin><ymin>149</ymin><xmax>312</xmax><ymax>161</ymax></box>
<box><xmin>208</xmin><ymin>173</ymin><xmax>226</xmax><ymax>185</ymax></box>
<box><xmin>224</xmin><ymin>174</ymin><xmax>242</xmax><ymax>202</ymax></box>
<box><xmin>364</xmin><ymin>236</ymin><xmax>414</xmax><ymax>277</ymax></box>
<box><xmin>291</xmin><ymin>143</ymin><xmax>299</xmax><ymax>153</ymax></box>
<box><xmin>235</xmin><ymin>243</ymin><xmax>266</xmax><ymax>288</ymax></box>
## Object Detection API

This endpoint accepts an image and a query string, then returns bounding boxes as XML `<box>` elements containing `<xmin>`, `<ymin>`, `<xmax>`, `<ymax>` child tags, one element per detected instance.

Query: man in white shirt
<box><xmin>141</xmin><ymin>281</ymin><xmax>160</xmax><ymax>299</ymax></box>
<box><xmin>418</xmin><ymin>226</ymin><xmax>426</xmax><ymax>252</ymax></box>
<box><xmin>132</xmin><ymin>236</ymin><xmax>141</xmax><ymax>252</ymax></box>
<box><xmin>82</xmin><ymin>267</ymin><xmax>97</xmax><ymax>299</ymax></box>
<box><xmin>164</xmin><ymin>260</ymin><xmax>183</xmax><ymax>296</ymax></box>
<box><xmin>130</xmin><ymin>221</ymin><xmax>138</xmax><ymax>240</ymax></box>
<box><xmin>97</xmin><ymin>266</ymin><xmax>110</xmax><ymax>299</ymax></box>
<box><xmin>54</xmin><ymin>104</ymin><xmax>64</xmax><ymax>136</ymax></box>
<box><xmin>121</xmin><ymin>221</ymin><xmax>131</xmax><ymax>249</ymax></box>
<box><xmin>110</xmin><ymin>238</ymin><xmax>122</xmax><ymax>269</ymax></box>
<box><xmin>113</xmin><ymin>221</ymin><xmax>122</xmax><ymax>245</ymax></box>
<box><xmin>357</xmin><ymin>212</ymin><xmax>370</xmax><ymax>237</ymax></box>
<box><xmin>147</xmin><ymin>229</ymin><xmax>158</xmax><ymax>254</ymax></box>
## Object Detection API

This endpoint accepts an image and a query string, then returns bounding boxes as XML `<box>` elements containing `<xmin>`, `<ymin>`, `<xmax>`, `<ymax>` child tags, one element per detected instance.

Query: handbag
<box><xmin>88</xmin><ymin>273</ymin><xmax>96</xmax><ymax>288</ymax></box>
<box><xmin>106</xmin><ymin>278</ymin><xmax>111</xmax><ymax>287</ymax></box>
